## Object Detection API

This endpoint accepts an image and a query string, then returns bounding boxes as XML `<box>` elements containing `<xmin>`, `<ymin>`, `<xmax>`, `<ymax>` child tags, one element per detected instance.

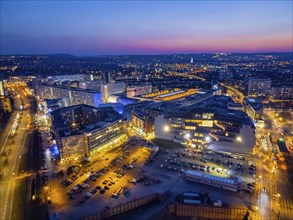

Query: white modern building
<box><xmin>100</xmin><ymin>82</ymin><xmax>126</xmax><ymax>103</ymax></box>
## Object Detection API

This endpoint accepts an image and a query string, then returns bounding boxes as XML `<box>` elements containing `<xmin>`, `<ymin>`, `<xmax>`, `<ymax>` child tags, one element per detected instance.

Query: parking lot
<box><xmin>42</xmin><ymin>138</ymin><xmax>161</xmax><ymax>219</ymax></box>
<box><xmin>39</xmin><ymin>135</ymin><xmax>259</xmax><ymax>219</ymax></box>
<box><xmin>148</xmin><ymin>147</ymin><xmax>257</xmax><ymax>184</ymax></box>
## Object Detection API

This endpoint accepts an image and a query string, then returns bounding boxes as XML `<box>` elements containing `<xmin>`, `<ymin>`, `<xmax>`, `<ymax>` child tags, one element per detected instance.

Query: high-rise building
<box><xmin>247</xmin><ymin>78</ymin><xmax>271</xmax><ymax>96</ymax></box>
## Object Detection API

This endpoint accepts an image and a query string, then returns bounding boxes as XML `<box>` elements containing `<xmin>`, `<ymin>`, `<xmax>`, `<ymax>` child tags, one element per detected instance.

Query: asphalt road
<box><xmin>0</xmin><ymin>94</ymin><xmax>33</xmax><ymax>220</ymax></box>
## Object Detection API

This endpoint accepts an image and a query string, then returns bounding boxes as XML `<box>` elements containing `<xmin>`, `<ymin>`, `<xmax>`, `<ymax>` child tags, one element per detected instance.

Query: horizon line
<box><xmin>1</xmin><ymin>51</ymin><xmax>292</xmax><ymax>57</ymax></box>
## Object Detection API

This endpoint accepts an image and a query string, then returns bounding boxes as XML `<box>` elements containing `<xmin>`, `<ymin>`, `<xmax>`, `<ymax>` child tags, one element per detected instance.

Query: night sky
<box><xmin>1</xmin><ymin>1</ymin><xmax>292</xmax><ymax>55</ymax></box>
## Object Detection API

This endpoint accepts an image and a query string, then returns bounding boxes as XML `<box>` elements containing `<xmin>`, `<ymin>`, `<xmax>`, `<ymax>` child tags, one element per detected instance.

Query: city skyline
<box><xmin>1</xmin><ymin>1</ymin><xmax>292</xmax><ymax>55</ymax></box>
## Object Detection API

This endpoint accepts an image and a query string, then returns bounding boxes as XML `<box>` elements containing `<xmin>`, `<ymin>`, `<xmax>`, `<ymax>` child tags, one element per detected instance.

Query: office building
<box><xmin>243</xmin><ymin>98</ymin><xmax>264</xmax><ymax>121</ymax></box>
<box><xmin>51</xmin><ymin>104</ymin><xmax>126</xmax><ymax>161</ymax></box>
<box><xmin>247</xmin><ymin>78</ymin><xmax>271</xmax><ymax>96</ymax></box>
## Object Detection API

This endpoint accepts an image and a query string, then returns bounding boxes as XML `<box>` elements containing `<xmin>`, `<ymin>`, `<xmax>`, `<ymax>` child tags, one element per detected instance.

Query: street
<box><xmin>0</xmin><ymin>83</ymin><xmax>34</xmax><ymax>220</ymax></box>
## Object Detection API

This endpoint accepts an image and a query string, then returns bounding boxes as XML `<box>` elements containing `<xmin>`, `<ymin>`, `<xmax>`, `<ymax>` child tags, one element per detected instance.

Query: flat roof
<box><xmin>185</xmin><ymin>170</ymin><xmax>241</xmax><ymax>185</ymax></box>
<box><xmin>183</xmin><ymin>192</ymin><xmax>200</xmax><ymax>197</ymax></box>
<box><xmin>157</xmin><ymin>90</ymin><xmax>185</xmax><ymax>98</ymax></box>
<box><xmin>183</xmin><ymin>199</ymin><xmax>201</xmax><ymax>204</ymax></box>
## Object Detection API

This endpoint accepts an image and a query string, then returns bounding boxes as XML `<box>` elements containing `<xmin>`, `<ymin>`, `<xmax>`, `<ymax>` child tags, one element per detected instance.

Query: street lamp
<box><xmin>164</xmin><ymin>125</ymin><xmax>169</xmax><ymax>132</ymax></box>
<box><xmin>185</xmin><ymin>133</ymin><xmax>191</xmax><ymax>139</ymax></box>
<box><xmin>237</xmin><ymin>136</ymin><xmax>242</xmax><ymax>142</ymax></box>
<box><xmin>205</xmin><ymin>136</ymin><xmax>210</xmax><ymax>142</ymax></box>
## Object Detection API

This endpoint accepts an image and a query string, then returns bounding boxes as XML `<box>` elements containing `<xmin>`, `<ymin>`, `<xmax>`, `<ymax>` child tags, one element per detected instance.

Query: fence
<box><xmin>169</xmin><ymin>204</ymin><xmax>249</xmax><ymax>220</ymax></box>
<box><xmin>82</xmin><ymin>191</ymin><xmax>170</xmax><ymax>220</ymax></box>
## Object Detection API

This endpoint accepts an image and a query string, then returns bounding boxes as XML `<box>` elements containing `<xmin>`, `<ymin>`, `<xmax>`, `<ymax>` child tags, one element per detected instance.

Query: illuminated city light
<box><xmin>164</xmin><ymin>125</ymin><xmax>170</xmax><ymax>132</ymax></box>
<box><xmin>236</xmin><ymin>136</ymin><xmax>242</xmax><ymax>142</ymax></box>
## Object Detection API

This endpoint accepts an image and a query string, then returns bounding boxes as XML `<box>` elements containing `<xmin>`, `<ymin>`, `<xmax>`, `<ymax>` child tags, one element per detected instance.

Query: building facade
<box><xmin>126</xmin><ymin>85</ymin><xmax>152</xmax><ymax>98</ymax></box>
<box><xmin>247</xmin><ymin>78</ymin><xmax>271</xmax><ymax>96</ymax></box>
<box><xmin>51</xmin><ymin>104</ymin><xmax>126</xmax><ymax>161</ymax></box>
<box><xmin>271</xmin><ymin>86</ymin><xmax>293</xmax><ymax>100</ymax></box>
<box><xmin>37</xmin><ymin>84</ymin><xmax>102</xmax><ymax>107</ymax></box>
<box><xmin>47</xmin><ymin>74</ymin><xmax>91</xmax><ymax>82</ymax></box>
<box><xmin>243</xmin><ymin>98</ymin><xmax>264</xmax><ymax>121</ymax></box>
<box><xmin>154</xmin><ymin>106</ymin><xmax>255</xmax><ymax>154</ymax></box>
<box><xmin>131</xmin><ymin>111</ymin><xmax>154</xmax><ymax>137</ymax></box>
<box><xmin>100</xmin><ymin>82</ymin><xmax>126</xmax><ymax>103</ymax></box>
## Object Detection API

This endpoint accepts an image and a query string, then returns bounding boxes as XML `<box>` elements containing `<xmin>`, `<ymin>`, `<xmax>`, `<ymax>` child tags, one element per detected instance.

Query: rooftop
<box><xmin>51</xmin><ymin>104</ymin><xmax>123</xmax><ymax>137</ymax></box>
<box><xmin>185</xmin><ymin>169</ymin><xmax>241</xmax><ymax>185</ymax></box>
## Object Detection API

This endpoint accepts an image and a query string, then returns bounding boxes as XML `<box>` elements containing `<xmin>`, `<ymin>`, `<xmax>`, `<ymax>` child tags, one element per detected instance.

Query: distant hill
<box><xmin>46</xmin><ymin>54</ymin><xmax>76</xmax><ymax>58</ymax></box>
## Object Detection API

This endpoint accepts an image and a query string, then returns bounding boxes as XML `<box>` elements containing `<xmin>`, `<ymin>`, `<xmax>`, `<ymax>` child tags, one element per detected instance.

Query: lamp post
<box><xmin>236</xmin><ymin>136</ymin><xmax>242</xmax><ymax>148</ymax></box>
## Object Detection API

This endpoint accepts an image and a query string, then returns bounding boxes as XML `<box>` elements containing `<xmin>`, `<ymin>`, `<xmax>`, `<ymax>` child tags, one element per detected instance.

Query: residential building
<box><xmin>37</xmin><ymin>84</ymin><xmax>102</xmax><ymax>107</ymax></box>
<box><xmin>271</xmin><ymin>86</ymin><xmax>293</xmax><ymax>100</ymax></box>
<box><xmin>247</xmin><ymin>78</ymin><xmax>271</xmax><ymax>96</ymax></box>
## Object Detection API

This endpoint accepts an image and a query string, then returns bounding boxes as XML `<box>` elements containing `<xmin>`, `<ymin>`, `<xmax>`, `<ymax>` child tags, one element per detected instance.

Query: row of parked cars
<box><xmin>249</xmin><ymin>164</ymin><xmax>256</xmax><ymax>175</ymax></box>
<box><xmin>243</xmin><ymin>182</ymin><xmax>256</xmax><ymax>193</ymax></box>
<box><xmin>145</xmin><ymin>150</ymin><xmax>160</xmax><ymax>164</ymax></box>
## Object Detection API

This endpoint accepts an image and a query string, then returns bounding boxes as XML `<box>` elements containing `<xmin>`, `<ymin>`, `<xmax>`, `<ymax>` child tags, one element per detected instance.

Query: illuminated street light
<box><xmin>185</xmin><ymin>133</ymin><xmax>191</xmax><ymax>139</ymax></box>
<box><xmin>205</xmin><ymin>136</ymin><xmax>211</xmax><ymax>142</ymax></box>
<box><xmin>237</xmin><ymin>136</ymin><xmax>242</xmax><ymax>142</ymax></box>
<box><xmin>164</xmin><ymin>125</ymin><xmax>170</xmax><ymax>132</ymax></box>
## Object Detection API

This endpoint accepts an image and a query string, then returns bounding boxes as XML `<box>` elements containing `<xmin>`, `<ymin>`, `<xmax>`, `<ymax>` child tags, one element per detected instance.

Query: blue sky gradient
<box><xmin>1</xmin><ymin>1</ymin><xmax>292</xmax><ymax>55</ymax></box>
